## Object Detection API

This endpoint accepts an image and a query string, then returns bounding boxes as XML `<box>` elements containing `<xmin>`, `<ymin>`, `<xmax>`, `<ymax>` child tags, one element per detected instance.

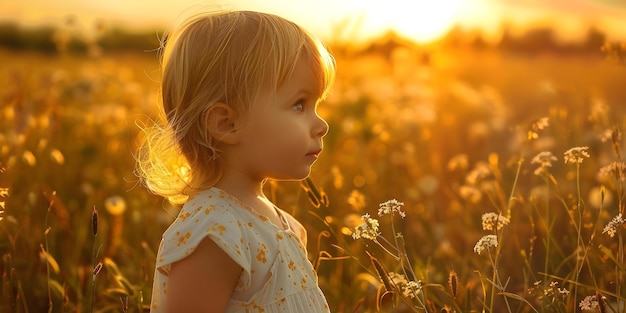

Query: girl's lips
<box><xmin>306</xmin><ymin>150</ymin><xmax>322</xmax><ymax>158</ymax></box>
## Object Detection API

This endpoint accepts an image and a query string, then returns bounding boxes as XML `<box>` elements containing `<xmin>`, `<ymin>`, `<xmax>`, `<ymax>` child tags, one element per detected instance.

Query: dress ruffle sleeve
<box><xmin>155</xmin><ymin>193</ymin><xmax>252</xmax><ymax>289</ymax></box>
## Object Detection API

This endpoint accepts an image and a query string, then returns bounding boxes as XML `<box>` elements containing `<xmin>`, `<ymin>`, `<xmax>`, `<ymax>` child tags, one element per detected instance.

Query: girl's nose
<box><xmin>314</xmin><ymin>114</ymin><xmax>329</xmax><ymax>137</ymax></box>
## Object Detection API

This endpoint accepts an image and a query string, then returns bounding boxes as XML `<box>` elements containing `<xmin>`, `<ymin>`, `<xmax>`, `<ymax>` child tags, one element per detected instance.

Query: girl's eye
<box><xmin>292</xmin><ymin>102</ymin><xmax>304</xmax><ymax>112</ymax></box>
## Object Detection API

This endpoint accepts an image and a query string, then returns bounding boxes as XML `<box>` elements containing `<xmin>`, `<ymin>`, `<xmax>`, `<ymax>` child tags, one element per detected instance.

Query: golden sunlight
<box><xmin>360</xmin><ymin>0</ymin><xmax>463</xmax><ymax>43</ymax></box>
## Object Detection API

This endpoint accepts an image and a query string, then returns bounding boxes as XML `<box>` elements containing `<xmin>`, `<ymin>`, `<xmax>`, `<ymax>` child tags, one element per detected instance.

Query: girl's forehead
<box><xmin>281</xmin><ymin>56</ymin><xmax>325</xmax><ymax>94</ymax></box>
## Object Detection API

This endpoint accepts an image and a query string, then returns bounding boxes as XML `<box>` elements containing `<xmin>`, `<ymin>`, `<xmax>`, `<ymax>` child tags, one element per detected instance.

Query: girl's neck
<box><xmin>214</xmin><ymin>172</ymin><xmax>267</xmax><ymax>205</ymax></box>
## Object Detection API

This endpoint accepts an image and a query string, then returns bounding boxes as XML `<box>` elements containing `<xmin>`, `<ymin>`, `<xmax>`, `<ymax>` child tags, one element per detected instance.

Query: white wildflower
<box><xmin>352</xmin><ymin>214</ymin><xmax>380</xmax><ymax>240</ymax></box>
<box><xmin>602</xmin><ymin>213</ymin><xmax>626</xmax><ymax>238</ymax></box>
<box><xmin>388</xmin><ymin>273</ymin><xmax>421</xmax><ymax>299</ymax></box>
<box><xmin>579</xmin><ymin>295</ymin><xmax>601</xmax><ymax>311</ymax></box>
<box><xmin>531</xmin><ymin>151</ymin><xmax>557</xmax><ymax>176</ymax></box>
<box><xmin>598</xmin><ymin>161</ymin><xmax>626</xmax><ymax>182</ymax></box>
<box><xmin>466</xmin><ymin>163</ymin><xmax>492</xmax><ymax>185</ymax></box>
<box><xmin>481</xmin><ymin>212</ymin><xmax>510</xmax><ymax>231</ymax></box>
<box><xmin>378</xmin><ymin>199</ymin><xmax>406</xmax><ymax>218</ymax></box>
<box><xmin>533</xmin><ymin>117</ymin><xmax>550</xmax><ymax>130</ymax></box>
<box><xmin>563</xmin><ymin>146</ymin><xmax>590</xmax><ymax>164</ymax></box>
<box><xmin>402</xmin><ymin>280</ymin><xmax>422</xmax><ymax>299</ymax></box>
<box><xmin>474</xmin><ymin>235</ymin><xmax>498</xmax><ymax>255</ymax></box>
<box><xmin>557</xmin><ymin>288</ymin><xmax>569</xmax><ymax>298</ymax></box>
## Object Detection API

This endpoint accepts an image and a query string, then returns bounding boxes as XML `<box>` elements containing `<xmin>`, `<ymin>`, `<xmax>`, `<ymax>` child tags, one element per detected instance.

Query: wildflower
<box><xmin>347</xmin><ymin>190</ymin><xmax>366</xmax><ymax>211</ymax></box>
<box><xmin>104</xmin><ymin>196</ymin><xmax>126</xmax><ymax>216</ymax></box>
<box><xmin>532</xmin><ymin>151</ymin><xmax>558</xmax><ymax>167</ymax></box>
<box><xmin>528</xmin><ymin>117</ymin><xmax>549</xmax><ymax>140</ymax></box>
<box><xmin>557</xmin><ymin>288</ymin><xmax>569</xmax><ymax>298</ymax></box>
<box><xmin>388</xmin><ymin>272</ymin><xmax>408</xmax><ymax>286</ymax></box>
<box><xmin>105</xmin><ymin>196</ymin><xmax>126</xmax><ymax>258</ymax></box>
<box><xmin>598</xmin><ymin>161</ymin><xmax>626</xmax><ymax>182</ymax></box>
<box><xmin>563</xmin><ymin>146</ymin><xmax>590</xmax><ymax>164</ymax></box>
<box><xmin>378</xmin><ymin>199</ymin><xmax>406</xmax><ymax>218</ymax></box>
<box><xmin>0</xmin><ymin>187</ymin><xmax>9</xmax><ymax>211</ymax></box>
<box><xmin>473</xmin><ymin>235</ymin><xmax>498</xmax><ymax>255</ymax></box>
<box><xmin>459</xmin><ymin>185</ymin><xmax>482</xmax><ymax>203</ymax></box>
<box><xmin>481</xmin><ymin>212</ymin><xmax>510</xmax><ymax>231</ymax></box>
<box><xmin>0</xmin><ymin>187</ymin><xmax>8</xmax><ymax>221</ymax></box>
<box><xmin>600</xmin><ymin>128</ymin><xmax>613</xmax><ymax>142</ymax></box>
<box><xmin>388</xmin><ymin>273</ymin><xmax>421</xmax><ymax>299</ymax></box>
<box><xmin>531</xmin><ymin>151</ymin><xmax>557</xmax><ymax>176</ymax></box>
<box><xmin>447</xmin><ymin>154</ymin><xmax>469</xmax><ymax>171</ymax></box>
<box><xmin>465</xmin><ymin>162</ymin><xmax>492</xmax><ymax>185</ymax></box>
<box><xmin>352</xmin><ymin>214</ymin><xmax>380</xmax><ymax>240</ymax></box>
<box><xmin>579</xmin><ymin>294</ymin><xmax>602</xmax><ymax>311</ymax></box>
<box><xmin>602</xmin><ymin>213</ymin><xmax>626</xmax><ymax>238</ymax></box>
<box><xmin>532</xmin><ymin>117</ymin><xmax>550</xmax><ymax>130</ymax></box>
<box><xmin>402</xmin><ymin>280</ymin><xmax>422</xmax><ymax>299</ymax></box>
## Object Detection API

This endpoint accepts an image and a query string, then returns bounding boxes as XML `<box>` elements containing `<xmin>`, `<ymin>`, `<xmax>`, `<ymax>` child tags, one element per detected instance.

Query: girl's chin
<box><xmin>271</xmin><ymin>169</ymin><xmax>312</xmax><ymax>181</ymax></box>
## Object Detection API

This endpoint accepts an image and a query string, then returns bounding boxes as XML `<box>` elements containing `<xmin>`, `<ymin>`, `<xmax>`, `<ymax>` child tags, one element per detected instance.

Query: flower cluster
<box><xmin>532</xmin><ymin>117</ymin><xmax>550</xmax><ymax>130</ymax></box>
<box><xmin>602</xmin><ymin>213</ymin><xmax>626</xmax><ymax>238</ymax></box>
<box><xmin>481</xmin><ymin>212</ymin><xmax>510</xmax><ymax>231</ymax></box>
<box><xmin>528</xmin><ymin>117</ymin><xmax>550</xmax><ymax>140</ymax></box>
<box><xmin>598</xmin><ymin>161</ymin><xmax>626</xmax><ymax>182</ymax></box>
<box><xmin>352</xmin><ymin>213</ymin><xmax>380</xmax><ymax>240</ymax></box>
<box><xmin>531</xmin><ymin>151</ymin><xmax>557</xmax><ymax>176</ymax></box>
<box><xmin>473</xmin><ymin>235</ymin><xmax>498</xmax><ymax>255</ymax></box>
<box><xmin>388</xmin><ymin>272</ymin><xmax>422</xmax><ymax>299</ymax></box>
<box><xmin>579</xmin><ymin>294</ymin><xmax>605</xmax><ymax>311</ymax></box>
<box><xmin>563</xmin><ymin>146</ymin><xmax>590</xmax><ymax>164</ymax></box>
<box><xmin>378</xmin><ymin>199</ymin><xmax>406</xmax><ymax>218</ymax></box>
<box><xmin>544</xmin><ymin>281</ymin><xmax>569</xmax><ymax>300</ymax></box>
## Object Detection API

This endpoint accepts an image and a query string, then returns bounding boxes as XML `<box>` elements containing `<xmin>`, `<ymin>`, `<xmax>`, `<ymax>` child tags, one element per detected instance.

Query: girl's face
<box><xmin>230</xmin><ymin>56</ymin><xmax>329</xmax><ymax>182</ymax></box>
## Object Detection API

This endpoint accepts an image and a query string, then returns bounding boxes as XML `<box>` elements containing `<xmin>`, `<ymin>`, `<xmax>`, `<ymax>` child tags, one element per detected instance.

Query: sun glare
<box><xmin>360</xmin><ymin>0</ymin><xmax>463</xmax><ymax>43</ymax></box>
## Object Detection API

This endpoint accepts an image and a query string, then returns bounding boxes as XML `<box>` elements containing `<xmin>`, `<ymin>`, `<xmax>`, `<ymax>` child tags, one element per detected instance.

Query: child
<box><xmin>136</xmin><ymin>9</ymin><xmax>335</xmax><ymax>312</ymax></box>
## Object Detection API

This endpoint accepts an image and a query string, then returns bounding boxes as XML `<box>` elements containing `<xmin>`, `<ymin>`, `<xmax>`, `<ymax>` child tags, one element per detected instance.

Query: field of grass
<box><xmin>1</xmin><ymin>44</ymin><xmax>625</xmax><ymax>313</ymax></box>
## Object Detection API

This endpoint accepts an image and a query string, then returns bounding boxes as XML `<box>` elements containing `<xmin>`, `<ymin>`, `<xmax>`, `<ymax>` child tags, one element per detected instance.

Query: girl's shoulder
<box><xmin>173</xmin><ymin>187</ymin><xmax>249</xmax><ymax>227</ymax></box>
<box><xmin>157</xmin><ymin>187</ymin><xmax>254</xmax><ymax>275</ymax></box>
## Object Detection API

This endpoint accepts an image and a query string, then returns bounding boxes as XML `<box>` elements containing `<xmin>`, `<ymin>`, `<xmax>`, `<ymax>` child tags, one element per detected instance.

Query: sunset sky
<box><xmin>2</xmin><ymin>0</ymin><xmax>626</xmax><ymax>44</ymax></box>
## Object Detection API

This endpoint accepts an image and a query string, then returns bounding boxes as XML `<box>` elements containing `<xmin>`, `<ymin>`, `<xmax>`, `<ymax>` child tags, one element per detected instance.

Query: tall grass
<box><xmin>0</xmin><ymin>44</ymin><xmax>625</xmax><ymax>312</ymax></box>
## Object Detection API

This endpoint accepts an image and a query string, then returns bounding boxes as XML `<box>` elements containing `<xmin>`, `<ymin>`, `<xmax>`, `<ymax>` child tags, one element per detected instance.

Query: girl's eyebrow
<box><xmin>295</xmin><ymin>87</ymin><xmax>323</xmax><ymax>98</ymax></box>
<box><xmin>289</xmin><ymin>88</ymin><xmax>313</xmax><ymax>98</ymax></box>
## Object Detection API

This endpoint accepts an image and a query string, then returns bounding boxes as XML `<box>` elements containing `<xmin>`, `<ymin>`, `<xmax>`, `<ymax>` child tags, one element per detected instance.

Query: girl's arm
<box><xmin>165</xmin><ymin>237</ymin><xmax>243</xmax><ymax>313</ymax></box>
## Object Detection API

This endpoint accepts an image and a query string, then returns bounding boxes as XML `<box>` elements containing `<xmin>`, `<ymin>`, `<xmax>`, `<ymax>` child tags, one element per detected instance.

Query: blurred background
<box><xmin>1</xmin><ymin>1</ymin><xmax>626</xmax><ymax>312</ymax></box>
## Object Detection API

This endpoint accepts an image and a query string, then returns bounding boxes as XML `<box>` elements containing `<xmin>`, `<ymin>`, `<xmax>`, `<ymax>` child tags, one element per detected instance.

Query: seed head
<box><xmin>448</xmin><ymin>271</ymin><xmax>459</xmax><ymax>298</ymax></box>
<box><xmin>91</xmin><ymin>206</ymin><xmax>98</xmax><ymax>236</ymax></box>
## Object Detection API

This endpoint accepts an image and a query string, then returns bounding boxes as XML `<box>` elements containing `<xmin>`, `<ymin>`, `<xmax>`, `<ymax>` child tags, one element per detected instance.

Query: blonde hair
<box><xmin>136</xmin><ymin>10</ymin><xmax>336</xmax><ymax>204</ymax></box>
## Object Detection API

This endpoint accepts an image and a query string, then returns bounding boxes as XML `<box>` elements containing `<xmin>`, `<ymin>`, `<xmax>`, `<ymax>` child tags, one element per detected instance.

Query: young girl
<box><xmin>136</xmin><ymin>9</ymin><xmax>335</xmax><ymax>313</ymax></box>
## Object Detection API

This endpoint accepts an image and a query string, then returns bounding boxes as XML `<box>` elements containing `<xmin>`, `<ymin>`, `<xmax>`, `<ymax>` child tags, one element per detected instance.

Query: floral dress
<box><xmin>150</xmin><ymin>187</ymin><xmax>330</xmax><ymax>312</ymax></box>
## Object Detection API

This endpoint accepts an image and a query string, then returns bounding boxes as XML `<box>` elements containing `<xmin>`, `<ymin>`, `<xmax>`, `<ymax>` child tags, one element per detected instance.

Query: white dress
<box><xmin>150</xmin><ymin>187</ymin><xmax>330</xmax><ymax>312</ymax></box>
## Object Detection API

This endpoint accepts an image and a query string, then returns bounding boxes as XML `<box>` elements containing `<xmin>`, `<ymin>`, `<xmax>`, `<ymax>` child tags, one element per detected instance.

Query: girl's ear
<box><xmin>205</xmin><ymin>102</ymin><xmax>242</xmax><ymax>144</ymax></box>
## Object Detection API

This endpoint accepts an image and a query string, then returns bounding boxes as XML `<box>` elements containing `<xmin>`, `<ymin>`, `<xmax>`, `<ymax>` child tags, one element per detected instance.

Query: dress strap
<box><xmin>273</xmin><ymin>206</ymin><xmax>291</xmax><ymax>231</ymax></box>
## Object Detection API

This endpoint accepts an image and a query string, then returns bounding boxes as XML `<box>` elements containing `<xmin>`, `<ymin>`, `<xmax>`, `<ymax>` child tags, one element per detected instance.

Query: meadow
<box><xmin>0</xmin><ymin>40</ymin><xmax>625</xmax><ymax>312</ymax></box>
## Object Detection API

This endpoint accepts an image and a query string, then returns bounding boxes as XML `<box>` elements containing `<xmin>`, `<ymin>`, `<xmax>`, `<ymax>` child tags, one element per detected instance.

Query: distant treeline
<box><xmin>0</xmin><ymin>21</ymin><xmax>616</xmax><ymax>55</ymax></box>
<box><xmin>0</xmin><ymin>23</ymin><xmax>162</xmax><ymax>54</ymax></box>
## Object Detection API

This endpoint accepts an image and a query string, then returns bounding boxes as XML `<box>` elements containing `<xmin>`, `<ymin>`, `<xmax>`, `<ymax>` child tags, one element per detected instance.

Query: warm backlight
<box><xmin>360</xmin><ymin>0</ymin><xmax>463</xmax><ymax>43</ymax></box>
